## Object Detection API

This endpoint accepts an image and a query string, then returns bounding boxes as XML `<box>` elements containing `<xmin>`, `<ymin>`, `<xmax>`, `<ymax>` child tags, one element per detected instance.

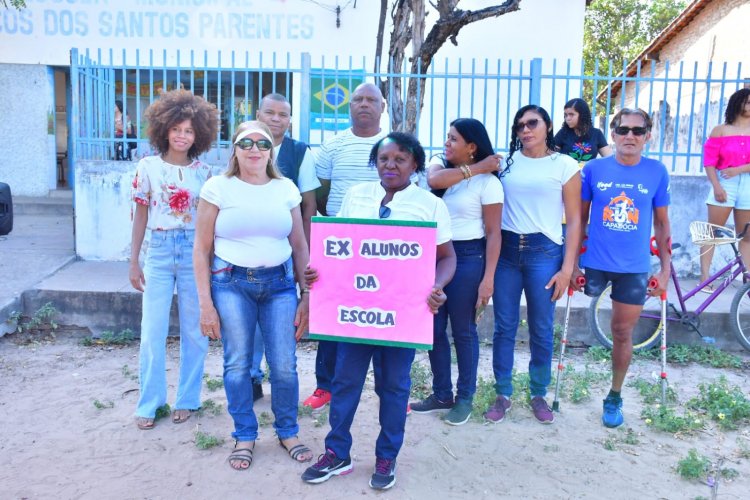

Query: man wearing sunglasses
<box><xmin>245</xmin><ymin>93</ymin><xmax>321</xmax><ymax>404</ymax></box>
<box><xmin>304</xmin><ymin>82</ymin><xmax>388</xmax><ymax>410</ymax></box>
<box><xmin>572</xmin><ymin>108</ymin><xmax>672</xmax><ymax>429</ymax></box>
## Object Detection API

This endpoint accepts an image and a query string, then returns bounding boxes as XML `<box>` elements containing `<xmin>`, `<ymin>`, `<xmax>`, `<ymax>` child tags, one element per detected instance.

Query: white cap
<box><xmin>234</xmin><ymin>124</ymin><xmax>273</xmax><ymax>145</ymax></box>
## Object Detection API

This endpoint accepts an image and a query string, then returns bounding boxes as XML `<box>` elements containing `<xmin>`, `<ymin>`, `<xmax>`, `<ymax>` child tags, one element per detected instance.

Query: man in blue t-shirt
<box><xmin>572</xmin><ymin>108</ymin><xmax>672</xmax><ymax>429</ymax></box>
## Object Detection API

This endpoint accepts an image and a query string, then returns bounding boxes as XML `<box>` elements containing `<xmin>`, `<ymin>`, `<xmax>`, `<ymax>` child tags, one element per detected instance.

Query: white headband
<box><xmin>234</xmin><ymin>126</ymin><xmax>273</xmax><ymax>145</ymax></box>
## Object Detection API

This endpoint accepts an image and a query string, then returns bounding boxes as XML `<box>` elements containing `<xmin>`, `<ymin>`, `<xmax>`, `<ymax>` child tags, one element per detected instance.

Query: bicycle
<box><xmin>589</xmin><ymin>221</ymin><xmax>750</xmax><ymax>352</ymax></box>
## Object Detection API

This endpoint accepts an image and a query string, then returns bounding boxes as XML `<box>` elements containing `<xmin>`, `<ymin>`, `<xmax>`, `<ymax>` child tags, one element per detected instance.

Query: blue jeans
<box><xmin>251</xmin><ymin>324</ymin><xmax>265</xmax><ymax>385</ymax></box>
<box><xmin>325</xmin><ymin>343</ymin><xmax>415</xmax><ymax>461</ymax></box>
<box><xmin>492</xmin><ymin>231</ymin><xmax>562</xmax><ymax>398</ymax></box>
<box><xmin>211</xmin><ymin>255</ymin><xmax>300</xmax><ymax>442</ymax></box>
<box><xmin>314</xmin><ymin>340</ymin><xmax>338</xmax><ymax>392</ymax></box>
<box><xmin>136</xmin><ymin>229</ymin><xmax>208</xmax><ymax>418</ymax></box>
<box><xmin>430</xmin><ymin>238</ymin><xmax>485</xmax><ymax>403</ymax></box>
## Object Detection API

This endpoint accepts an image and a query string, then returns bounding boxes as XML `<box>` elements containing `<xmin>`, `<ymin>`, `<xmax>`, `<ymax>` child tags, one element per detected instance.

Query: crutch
<box><xmin>552</xmin><ymin>275</ymin><xmax>587</xmax><ymax>412</ymax></box>
<box><xmin>649</xmin><ymin>236</ymin><xmax>671</xmax><ymax>405</ymax></box>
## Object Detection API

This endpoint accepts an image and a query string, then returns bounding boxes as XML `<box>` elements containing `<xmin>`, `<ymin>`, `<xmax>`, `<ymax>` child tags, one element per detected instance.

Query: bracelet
<box><xmin>460</xmin><ymin>165</ymin><xmax>471</xmax><ymax>179</ymax></box>
<box><xmin>300</xmin><ymin>288</ymin><xmax>309</xmax><ymax>295</ymax></box>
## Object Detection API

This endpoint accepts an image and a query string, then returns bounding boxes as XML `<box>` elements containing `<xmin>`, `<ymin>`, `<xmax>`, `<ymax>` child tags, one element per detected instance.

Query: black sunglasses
<box><xmin>236</xmin><ymin>137</ymin><xmax>273</xmax><ymax>151</ymax></box>
<box><xmin>613</xmin><ymin>126</ymin><xmax>648</xmax><ymax>136</ymax></box>
<box><xmin>379</xmin><ymin>206</ymin><xmax>391</xmax><ymax>219</ymax></box>
<box><xmin>513</xmin><ymin>118</ymin><xmax>541</xmax><ymax>133</ymax></box>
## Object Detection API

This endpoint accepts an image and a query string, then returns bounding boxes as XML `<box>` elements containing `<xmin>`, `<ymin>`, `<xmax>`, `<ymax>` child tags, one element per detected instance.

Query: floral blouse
<box><xmin>132</xmin><ymin>155</ymin><xmax>217</xmax><ymax>230</ymax></box>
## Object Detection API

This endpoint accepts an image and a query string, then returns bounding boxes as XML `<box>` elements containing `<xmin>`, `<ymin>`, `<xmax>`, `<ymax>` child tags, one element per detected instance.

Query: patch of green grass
<box><xmin>18</xmin><ymin>302</ymin><xmax>60</xmax><ymax>333</ymax></box>
<box><xmin>561</xmin><ymin>365</ymin><xmax>609</xmax><ymax>404</ymax></box>
<box><xmin>471</xmin><ymin>376</ymin><xmax>496</xmax><ymax>422</ymax></box>
<box><xmin>313</xmin><ymin>406</ymin><xmax>329</xmax><ymax>428</ymax></box>
<box><xmin>586</xmin><ymin>346</ymin><xmax>611</xmax><ymax>363</ymax></box>
<box><xmin>635</xmin><ymin>345</ymin><xmax>742</xmax><ymax>369</ymax></box>
<box><xmin>676</xmin><ymin>449</ymin><xmax>710</xmax><ymax>480</ymax></box>
<box><xmin>196</xmin><ymin>399</ymin><xmax>223</xmax><ymax>417</ymax></box>
<box><xmin>510</xmin><ymin>371</ymin><xmax>531</xmax><ymax>408</ymax></box>
<box><xmin>603</xmin><ymin>437</ymin><xmax>617</xmax><ymax>451</ymax></box>
<box><xmin>81</xmin><ymin>329</ymin><xmax>136</xmax><ymax>346</ymax></box>
<box><xmin>93</xmin><ymin>399</ymin><xmax>114</xmax><ymax>410</ymax></box>
<box><xmin>628</xmin><ymin>377</ymin><xmax>678</xmax><ymax>405</ymax></box>
<box><xmin>409</xmin><ymin>360</ymin><xmax>432</xmax><ymax>400</ymax></box>
<box><xmin>195</xmin><ymin>431</ymin><xmax>225</xmax><ymax>450</ymax></box>
<box><xmin>203</xmin><ymin>374</ymin><xmax>224</xmax><ymax>392</ymax></box>
<box><xmin>602</xmin><ymin>427</ymin><xmax>640</xmax><ymax>451</ymax></box>
<box><xmin>155</xmin><ymin>403</ymin><xmax>171</xmax><ymax>421</ymax></box>
<box><xmin>736</xmin><ymin>438</ymin><xmax>750</xmax><ymax>459</ymax></box>
<box><xmin>641</xmin><ymin>405</ymin><xmax>703</xmax><ymax>434</ymax></box>
<box><xmin>720</xmin><ymin>467</ymin><xmax>739</xmax><ymax>480</ymax></box>
<box><xmin>257</xmin><ymin>411</ymin><xmax>272</xmax><ymax>427</ymax></box>
<box><xmin>121</xmin><ymin>364</ymin><xmax>138</xmax><ymax>381</ymax></box>
<box><xmin>687</xmin><ymin>376</ymin><xmax>750</xmax><ymax>430</ymax></box>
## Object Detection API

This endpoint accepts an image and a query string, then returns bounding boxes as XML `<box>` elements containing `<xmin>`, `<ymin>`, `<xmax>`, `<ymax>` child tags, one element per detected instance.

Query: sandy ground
<box><xmin>1</xmin><ymin>331</ymin><xmax>749</xmax><ymax>500</ymax></box>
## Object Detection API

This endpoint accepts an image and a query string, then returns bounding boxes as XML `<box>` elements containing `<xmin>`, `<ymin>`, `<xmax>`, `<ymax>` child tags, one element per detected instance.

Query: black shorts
<box><xmin>584</xmin><ymin>268</ymin><xmax>649</xmax><ymax>306</ymax></box>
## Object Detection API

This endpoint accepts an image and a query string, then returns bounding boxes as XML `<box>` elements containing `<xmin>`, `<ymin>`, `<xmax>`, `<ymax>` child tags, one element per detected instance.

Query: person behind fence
<box><xmin>305</xmin><ymin>82</ymin><xmax>388</xmax><ymax>410</ymax></box>
<box><xmin>485</xmin><ymin>105</ymin><xmax>582</xmax><ymax>425</ymax></box>
<box><xmin>193</xmin><ymin>120</ymin><xmax>314</xmax><ymax>471</ymax></box>
<box><xmin>572</xmin><ymin>107</ymin><xmax>671</xmax><ymax>428</ymax></box>
<box><xmin>554</xmin><ymin>97</ymin><xmax>612</xmax><ymax>163</ymax></box>
<box><xmin>699</xmin><ymin>88</ymin><xmax>750</xmax><ymax>291</ymax></box>
<box><xmin>247</xmin><ymin>93</ymin><xmax>321</xmax><ymax>403</ymax></box>
<box><xmin>115</xmin><ymin>99</ymin><xmax>136</xmax><ymax>161</ymax></box>
<box><xmin>409</xmin><ymin>118</ymin><xmax>503</xmax><ymax>426</ymax></box>
<box><xmin>301</xmin><ymin>132</ymin><xmax>456</xmax><ymax>490</ymax></box>
<box><xmin>129</xmin><ymin>89</ymin><xmax>219</xmax><ymax>431</ymax></box>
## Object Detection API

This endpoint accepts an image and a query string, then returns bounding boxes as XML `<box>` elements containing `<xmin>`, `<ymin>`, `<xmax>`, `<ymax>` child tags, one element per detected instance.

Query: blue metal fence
<box><xmin>70</xmin><ymin>48</ymin><xmax>747</xmax><ymax>177</ymax></box>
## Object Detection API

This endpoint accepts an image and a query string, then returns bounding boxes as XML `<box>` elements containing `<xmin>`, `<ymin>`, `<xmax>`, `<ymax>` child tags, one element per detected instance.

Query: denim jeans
<box><xmin>250</xmin><ymin>324</ymin><xmax>265</xmax><ymax>385</ymax></box>
<box><xmin>492</xmin><ymin>231</ymin><xmax>562</xmax><ymax>397</ymax></box>
<box><xmin>211</xmin><ymin>255</ymin><xmax>300</xmax><ymax>442</ymax></box>
<box><xmin>430</xmin><ymin>238</ymin><xmax>485</xmax><ymax>403</ymax></box>
<box><xmin>136</xmin><ymin>229</ymin><xmax>208</xmax><ymax>418</ymax></box>
<box><xmin>325</xmin><ymin>343</ymin><xmax>415</xmax><ymax>461</ymax></box>
<box><xmin>314</xmin><ymin>340</ymin><xmax>338</xmax><ymax>392</ymax></box>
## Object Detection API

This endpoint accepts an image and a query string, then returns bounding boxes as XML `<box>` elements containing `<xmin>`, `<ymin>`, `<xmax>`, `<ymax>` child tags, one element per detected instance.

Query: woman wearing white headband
<box><xmin>193</xmin><ymin>120</ymin><xmax>313</xmax><ymax>470</ymax></box>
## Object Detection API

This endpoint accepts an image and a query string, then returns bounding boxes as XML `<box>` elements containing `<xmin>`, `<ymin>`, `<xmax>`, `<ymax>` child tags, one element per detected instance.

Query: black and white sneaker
<box><xmin>369</xmin><ymin>457</ymin><xmax>397</xmax><ymax>490</ymax></box>
<box><xmin>301</xmin><ymin>449</ymin><xmax>353</xmax><ymax>484</ymax></box>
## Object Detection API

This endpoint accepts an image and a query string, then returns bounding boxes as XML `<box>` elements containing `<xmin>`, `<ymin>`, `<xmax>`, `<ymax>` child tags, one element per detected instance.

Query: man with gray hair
<box><xmin>573</xmin><ymin>108</ymin><xmax>672</xmax><ymax>428</ymax></box>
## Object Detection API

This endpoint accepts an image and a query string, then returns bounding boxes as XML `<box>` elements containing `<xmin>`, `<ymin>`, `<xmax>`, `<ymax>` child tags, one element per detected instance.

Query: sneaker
<box><xmin>531</xmin><ymin>396</ymin><xmax>554</xmax><ymax>424</ymax></box>
<box><xmin>484</xmin><ymin>395</ymin><xmax>512</xmax><ymax>423</ymax></box>
<box><xmin>252</xmin><ymin>382</ymin><xmax>264</xmax><ymax>402</ymax></box>
<box><xmin>444</xmin><ymin>399</ymin><xmax>472</xmax><ymax>426</ymax></box>
<box><xmin>406</xmin><ymin>403</ymin><xmax>412</xmax><ymax>416</ymax></box>
<box><xmin>301</xmin><ymin>449</ymin><xmax>353</xmax><ymax>484</ymax></box>
<box><xmin>303</xmin><ymin>388</ymin><xmax>331</xmax><ymax>409</ymax></box>
<box><xmin>369</xmin><ymin>457</ymin><xmax>397</xmax><ymax>490</ymax></box>
<box><xmin>602</xmin><ymin>395</ymin><xmax>624</xmax><ymax>428</ymax></box>
<box><xmin>409</xmin><ymin>394</ymin><xmax>454</xmax><ymax>414</ymax></box>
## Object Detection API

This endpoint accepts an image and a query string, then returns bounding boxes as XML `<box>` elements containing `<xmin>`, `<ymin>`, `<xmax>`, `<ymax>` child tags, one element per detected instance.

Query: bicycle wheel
<box><xmin>589</xmin><ymin>284</ymin><xmax>663</xmax><ymax>350</ymax></box>
<box><xmin>729</xmin><ymin>281</ymin><xmax>750</xmax><ymax>351</ymax></box>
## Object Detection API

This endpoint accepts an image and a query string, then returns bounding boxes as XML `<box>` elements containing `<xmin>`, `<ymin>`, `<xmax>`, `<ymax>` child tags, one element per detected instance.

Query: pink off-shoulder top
<box><xmin>703</xmin><ymin>135</ymin><xmax>750</xmax><ymax>170</ymax></box>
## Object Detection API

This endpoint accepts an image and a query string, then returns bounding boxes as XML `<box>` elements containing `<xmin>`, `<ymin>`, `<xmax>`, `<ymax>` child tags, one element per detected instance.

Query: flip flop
<box><xmin>279</xmin><ymin>437</ymin><xmax>313</xmax><ymax>463</ymax></box>
<box><xmin>172</xmin><ymin>409</ymin><xmax>195</xmax><ymax>424</ymax></box>
<box><xmin>699</xmin><ymin>284</ymin><xmax>715</xmax><ymax>294</ymax></box>
<box><xmin>135</xmin><ymin>416</ymin><xmax>155</xmax><ymax>430</ymax></box>
<box><xmin>228</xmin><ymin>442</ymin><xmax>255</xmax><ymax>471</ymax></box>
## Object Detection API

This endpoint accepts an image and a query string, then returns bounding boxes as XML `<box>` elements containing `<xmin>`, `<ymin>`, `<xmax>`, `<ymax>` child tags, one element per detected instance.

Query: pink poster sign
<box><xmin>308</xmin><ymin>216</ymin><xmax>437</xmax><ymax>349</ymax></box>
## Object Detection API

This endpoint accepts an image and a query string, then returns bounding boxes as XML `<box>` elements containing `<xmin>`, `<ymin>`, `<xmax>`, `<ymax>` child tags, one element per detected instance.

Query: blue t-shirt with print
<box><xmin>581</xmin><ymin>155</ymin><xmax>670</xmax><ymax>273</ymax></box>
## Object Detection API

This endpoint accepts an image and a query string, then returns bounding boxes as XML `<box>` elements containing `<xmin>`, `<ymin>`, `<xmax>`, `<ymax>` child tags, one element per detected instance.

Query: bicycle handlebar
<box><xmin>738</xmin><ymin>222</ymin><xmax>750</xmax><ymax>240</ymax></box>
<box><xmin>650</xmin><ymin>236</ymin><xmax>673</xmax><ymax>257</ymax></box>
<box><xmin>567</xmin><ymin>276</ymin><xmax>586</xmax><ymax>296</ymax></box>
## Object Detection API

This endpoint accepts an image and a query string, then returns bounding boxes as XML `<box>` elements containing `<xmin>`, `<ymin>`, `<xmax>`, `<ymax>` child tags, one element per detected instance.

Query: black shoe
<box><xmin>252</xmin><ymin>382</ymin><xmax>264</xmax><ymax>402</ymax></box>
<box><xmin>369</xmin><ymin>457</ymin><xmax>396</xmax><ymax>490</ymax></box>
<box><xmin>301</xmin><ymin>449</ymin><xmax>353</xmax><ymax>484</ymax></box>
<box><xmin>409</xmin><ymin>394</ymin><xmax>454</xmax><ymax>414</ymax></box>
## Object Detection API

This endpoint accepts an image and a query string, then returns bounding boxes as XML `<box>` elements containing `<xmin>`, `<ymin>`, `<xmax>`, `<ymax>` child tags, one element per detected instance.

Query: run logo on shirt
<box><xmin>602</xmin><ymin>192</ymin><xmax>639</xmax><ymax>232</ymax></box>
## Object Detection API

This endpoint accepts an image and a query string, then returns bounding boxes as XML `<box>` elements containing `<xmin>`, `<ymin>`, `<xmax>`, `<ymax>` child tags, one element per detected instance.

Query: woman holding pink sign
<box><xmin>301</xmin><ymin>132</ymin><xmax>456</xmax><ymax>491</ymax></box>
<box><xmin>409</xmin><ymin>118</ymin><xmax>503</xmax><ymax>426</ymax></box>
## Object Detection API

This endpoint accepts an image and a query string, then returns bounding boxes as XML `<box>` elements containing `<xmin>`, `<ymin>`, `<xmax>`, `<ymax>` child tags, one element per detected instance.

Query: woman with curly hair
<box><xmin>554</xmin><ymin>98</ymin><xmax>612</xmax><ymax>163</ymax></box>
<box><xmin>130</xmin><ymin>89</ymin><xmax>219</xmax><ymax>430</ymax></box>
<box><xmin>700</xmin><ymin>88</ymin><xmax>750</xmax><ymax>290</ymax></box>
<box><xmin>484</xmin><ymin>105</ymin><xmax>581</xmax><ymax>425</ymax></box>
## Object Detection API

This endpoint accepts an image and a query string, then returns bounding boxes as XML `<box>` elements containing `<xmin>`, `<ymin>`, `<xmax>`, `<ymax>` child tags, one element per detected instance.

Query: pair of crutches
<box><xmin>552</xmin><ymin>275</ymin><xmax>586</xmax><ymax>412</ymax></box>
<box><xmin>649</xmin><ymin>236</ymin><xmax>671</xmax><ymax>406</ymax></box>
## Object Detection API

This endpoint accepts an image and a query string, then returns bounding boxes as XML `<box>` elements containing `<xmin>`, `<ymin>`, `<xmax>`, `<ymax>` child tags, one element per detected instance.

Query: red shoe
<box><xmin>303</xmin><ymin>388</ymin><xmax>331</xmax><ymax>409</ymax></box>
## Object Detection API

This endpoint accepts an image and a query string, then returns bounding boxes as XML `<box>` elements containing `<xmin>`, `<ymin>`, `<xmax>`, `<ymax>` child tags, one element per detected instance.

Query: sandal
<box><xmin>135</xmin><ymin>416</ymin><xmax>155</xmax><ymax>430</ymax></box>
<box><xmin>279</xmin><ymin>437</ymin><xmax>313</xmax><ymax>463</ymax></box>
<box><xmin>172</xmin><ymin>409</ymin><xmax>195</xmax><ymax>424</ymax></box>
<box><xmin>228</xmin><ymin>441</ymin><xmax>255</xmax><ymax>471</ymax></box>
<box><xmin>699</xmin><ymin>284</ymin><xmax>715</xmax><ymax>294</ymax></box>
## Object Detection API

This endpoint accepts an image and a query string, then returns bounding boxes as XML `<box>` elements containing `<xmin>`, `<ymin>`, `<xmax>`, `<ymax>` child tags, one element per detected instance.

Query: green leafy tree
<box><xmin>583</xmin><ymin>0</ymin><xmax>686</xmax><ymax>102</ymax></box>
<box><xmin>1</xmin><ymin>0</ymin><xmax>27</xmax><ymax>9</ymax></box>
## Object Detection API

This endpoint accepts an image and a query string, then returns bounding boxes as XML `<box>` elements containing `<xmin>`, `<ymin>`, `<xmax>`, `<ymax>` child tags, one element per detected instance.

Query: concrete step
<box><xmin>13</xmin><ymin>191</ymin><xmax>73</xmax><ymax>216</ymax></box>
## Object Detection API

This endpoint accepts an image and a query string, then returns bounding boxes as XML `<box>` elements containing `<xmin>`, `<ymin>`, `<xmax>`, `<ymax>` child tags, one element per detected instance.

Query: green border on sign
<box><xmin>308</xmin><ymin>333</ymin><xmax>431</xmax><ymax>350</ymax></box>
<box><xmin>312</xmin><ymin>216</ymin><xmax>436</xmax><ymax>228</ymax></box>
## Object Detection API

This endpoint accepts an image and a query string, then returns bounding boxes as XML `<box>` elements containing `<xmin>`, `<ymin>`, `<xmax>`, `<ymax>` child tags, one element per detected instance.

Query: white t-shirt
<box><xmin>200</xmin><ymin>175</ymin><xmax>302</xmax><ymax>268</ymax></box>
<box><xmin>338</xmin><ymin>182</ymin><xmax>453</xmax><ymax>245</ymax></box>
<box><xmin>315</xmin><ymin>128</ymin><xmax>387</xmax><ymax>216</ymax></box>
<box><xmin>433</xmin><ymin>159</ymin><xmax>504</xmax><ymax>241</ymax></box>
<box><xmin>273</xmin><ymin>144</ymin><xmax>321</xmax><ymax>194</ymax></box>
<box><xmin>500</xmin><ymin>152</ymin><xmax>579</xmax><ymax>245</ymax></box>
